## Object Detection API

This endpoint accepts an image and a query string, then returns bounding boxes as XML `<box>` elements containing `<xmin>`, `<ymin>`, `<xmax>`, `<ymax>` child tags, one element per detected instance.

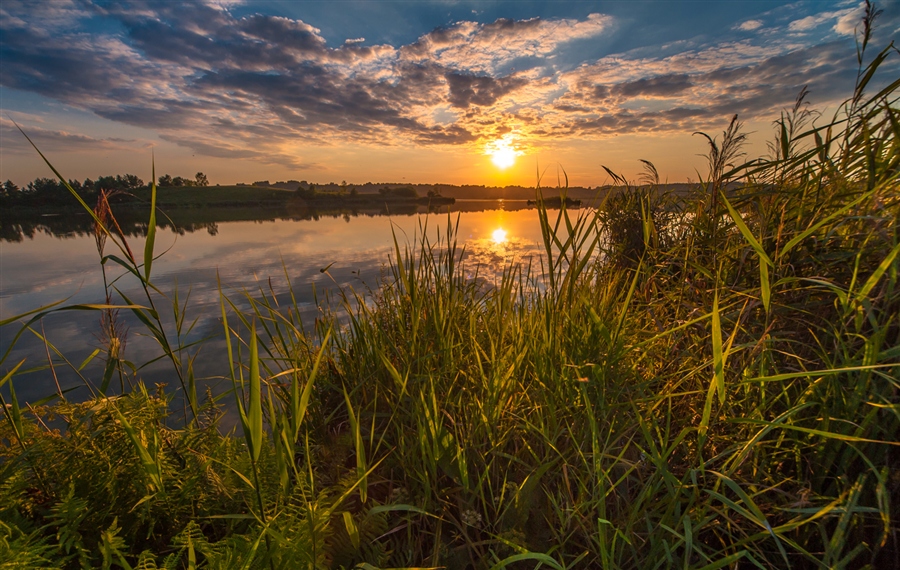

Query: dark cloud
<box><xmin>592</xmin><ymin>85</ymin><xmax>610</xmax><ymax>100</ymax></box>
<box><xmin>613</xmin><ymin>74</ymin><xmax>693</xmax><ymax>98</ymax></box>
<box><xmin>157</xmin><ymin>133</ymin><xmax>317</xmax><ymax>169</ymax></box>
<box><xmin>0</xmin><ymin>25</ymin><xmax>152</xmax><ymax>107</ymax></box>
<box><xmin>0</xmin><ymin>119</ymin><xmax>140</xmax><ymax>154</ymax></box>
<box><xmin>479</xmin><ymin>17</ymin><xmax>543</xmax><ymax>39</ymax></box>
<box><xmin>552</xmin><ymin>37</ymin><xmax>894</xmax><ymax>138</ymax></box>
<box><xmin>445</xmin><ymin>73</ymin><xmax>527</xmax><ymax>108</ymax></box>
<box><xmin>415</xmin><ymin>125</ymin><xmax>476</xmax><ymax>144</ymax></box>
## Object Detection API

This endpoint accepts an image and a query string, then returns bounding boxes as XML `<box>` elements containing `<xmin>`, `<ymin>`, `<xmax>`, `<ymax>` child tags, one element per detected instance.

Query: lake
<box><xmin>1</xmin><ymin>200</ymin><xmax>560</xmax><ymax>405</ymax></box>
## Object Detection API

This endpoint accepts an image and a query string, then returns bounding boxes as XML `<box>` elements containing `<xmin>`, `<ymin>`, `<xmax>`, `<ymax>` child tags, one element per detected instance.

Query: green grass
<box><xmin>1</xmin><ymin>29</ymin><xmax>898</xmax><ymax>569</ymax></box>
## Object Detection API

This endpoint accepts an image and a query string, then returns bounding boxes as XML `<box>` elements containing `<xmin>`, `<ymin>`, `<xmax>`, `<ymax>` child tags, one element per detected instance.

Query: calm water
<box><xmin>1</xmin><ymin>201</ymin><xmax>555</xmax><ymax>404</ymax></box>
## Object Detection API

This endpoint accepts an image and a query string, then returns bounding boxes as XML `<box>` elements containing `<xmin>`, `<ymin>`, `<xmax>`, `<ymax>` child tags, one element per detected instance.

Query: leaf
<box><xmin>343</xmin><ymin>512</ymin><xmax>360</xmax><ymax>550</ymax></box>
<box><xmin>248</xmin><ymin>320</ymin><xmax>262</xmax><ymax>463</ymax></box>
<box><xmin>0</xmin><ymin>298</ymin><xmax>67</xmax><ymax>328</ymax></box>
<box><xmin>695</xmin><ymin>551</ymin><xmax>747</xmax><ymax>570</ymax></box>
<box><xmin>855</xmin><ymin>242</ymin><xmax>900</xmax><ymax>303</ymax></box>
<box><xmin>780</xmin><ymin>191</ymin><xmax>872</xmax><ymax>259</ymax></box>
<box><xmin>144</xmin><ymin>159</ymin><xmax>157</xmax><ymax>280</ymax></box>
<box><xmin>712</xmin><ymin>290</ymin><xmax>725</xmax><ymax>405</ymax></box>
<box><xmin>78</xmin><ymin>348</ymin><xmax>102</xmax><ymax>371</ymax></box>
<box><xmin>760</xmin><ymin>259</ymin><xmax>771</xmax><ymax>315</ymax></box>
<box><xmin>114</xmin><ymin>406</ymin><xmax>164</xmax><ymax>493</ymax></box>
<box><xmin>6</xmin><ymin>373</ymin><xmax>25</xmax><ymax>441</ymax></box>
<box><xmin>489</xmin><ymin>552</ymin><xmax>566</xmax><ymax>570</ymax></box>
<box><xmin>343</xmin><ymin>384</ymin><xmax>368</xmax><ymax>503</ymax></box>
<box><xmin>700</xmin><ymin>368</ymin><xmax>718</xmax><ymax>441</ymax></box>
<box><xmin>100</xmin><ymin>348</ymin><xmax>118</xmax><ymax>396</ymax></box>
<box><xmin>295</xmin><ymin>328</ymin><xmax>330</xmax><ymax>437</ymax></box>
<box><xmin>733</xmin><ymin>419</ymin><xmax>900</xmax><ymax>446</ymax></box>
<box><xmin>721</xmin><ymin>193</ymin><xmax>772</xmax><ymax>267</ymax></box>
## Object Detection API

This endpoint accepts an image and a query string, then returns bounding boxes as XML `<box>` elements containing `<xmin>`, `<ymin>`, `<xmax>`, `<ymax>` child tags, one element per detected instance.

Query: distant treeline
<box><xmin>0</xmin><ymin>172</ymin><xmax>209</xmax><ymax>209</ymax></box>
<box><xmin>254</xmin><ymin>179</ymin><xmax>698</xmax><ymax>201</ymax></box>
<box><xmin>248</xmin><ymin>179</ymin><xmax>599</xmax><ymax>193</ymax></box>
<box><xmin>245</xmin><ymin>178</ymin><xmax>608</xmax><ymax>200</ymax></box>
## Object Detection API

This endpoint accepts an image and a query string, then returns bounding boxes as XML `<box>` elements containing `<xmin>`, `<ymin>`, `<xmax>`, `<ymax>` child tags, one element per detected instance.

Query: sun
<box><xmin>486</xmin><ymin>137</ymin><xmax>521</xmax><ymax>170</ymax></box>
<box><xmin>491</xmin><ymin>228</ymin><xmax>508</xmax><ymax>244</ymax></box>
<box><xmin>490</xmin><ymin>146</ymin><xmax>517</xmax><ymax>169</ymax></box>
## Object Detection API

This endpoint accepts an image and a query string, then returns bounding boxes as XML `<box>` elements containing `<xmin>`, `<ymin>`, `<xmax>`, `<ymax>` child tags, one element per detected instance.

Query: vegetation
<box><xmin>378</xmin><ymin>186</ymin><xmax>419</xmax><ymax>198</ymax></box>
<box><xmin>1</xmin><ymin>24</ymin><xmax>897</xmax><ymax>570</ymax></box>
<box><xmin>0</xmin><ymin>174</ymin><xmax>145</xmax><ymax>209</ymax></box>
<box><xmin>157</xmin><ymin>173</ymin><xmax>210</xmax><ymax>188</ymax></box>
<box><xmin>0</xmin><ymin>180</ymin><xmax>451</xmax><ymax>219</ymax></box>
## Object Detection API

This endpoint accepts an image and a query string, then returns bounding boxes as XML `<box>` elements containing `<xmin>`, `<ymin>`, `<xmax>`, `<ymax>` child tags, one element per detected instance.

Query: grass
<box><xmin>0</xmin><ymin>24</ymin><xmax>898</xmax><ymax>569</ymax></box>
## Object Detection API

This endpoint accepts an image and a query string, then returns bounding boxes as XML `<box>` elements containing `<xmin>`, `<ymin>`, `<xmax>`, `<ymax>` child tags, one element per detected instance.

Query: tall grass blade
<box><xmin>295</xmin><ymin>328</ymin><xmax>331</xmax><ymax>434</ymax></box>
<box><xmin>249</xmin><ymin>320</ymin><xmax>262</xmax><ymax>463</ymax></box>
<box><xmin>711</xmin><ymin>289</ymin><xmax>725</xmax><ymax>405</ymax></box>
<box><xmin>489</xmin><ymin>552</ymin><xmax>565</xmax><ymax>570</ymax></box>
<box><xmin>343</xmin><ymin>384</ymin><xmax>368</xmax><ymax>504</ymax></box>
<box><xmin>855</xmin><ymin>241</ymin><xmax>900</xmax><ymax>303</ymax></box>
<box><xmin>1</xmin><ymin>369</ymin><xmax>26</xmax><ymax>443</ymax></box>
<box><xmin>143</xmin><ymin>158</ymin><xmax>157</xmax><ymax>280</ymax></box>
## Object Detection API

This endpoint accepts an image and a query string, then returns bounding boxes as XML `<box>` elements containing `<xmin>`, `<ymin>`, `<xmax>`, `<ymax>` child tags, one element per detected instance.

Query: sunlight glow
<box><xmin>486</xmin><ymin>136</ymin><xmax>522</xmax><ymax>170</ymax></box>
<box><xmin>492</xmin><ymin>228</ymin><xmax>508</xmax><ymax>244</ymax></box>
<box><xmin>490</xmin><ymin>146</ymin><xmax>516</xmax><ymax>169</ymax></box>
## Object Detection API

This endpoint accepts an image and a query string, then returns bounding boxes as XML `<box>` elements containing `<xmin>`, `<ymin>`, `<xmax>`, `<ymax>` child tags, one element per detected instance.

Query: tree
<box><xmin>1</xmin><ymin>179</ymin><xmax>19</xmax><ymax>195</ymax></box>
<box><xmin>392</xmin><ymin>186</ymin><xmax>418</xmax><ymax>198</ymax></box>
<box><xmin>195</xmin><ymin>172</ymin><xmax>209</xmax><ymax>187</ymax></box>
<box><xmin>120</xmin><ymin>174</ymin><xmax>143</xmax><ymax>189</ymax></box>
<box><xmin>158</xmin><ymin>174</ymin><xmax>173</xmax><ymax>187</ymax></box>
<box><xmin>0</xmin><ymin>180</ymin><xmax>19</xmax><ymax>204</ymax></box>
<box><xmin>95</xmin><ymin>175</ymin><xmax>119</xmax><ymax>191</ymax></box>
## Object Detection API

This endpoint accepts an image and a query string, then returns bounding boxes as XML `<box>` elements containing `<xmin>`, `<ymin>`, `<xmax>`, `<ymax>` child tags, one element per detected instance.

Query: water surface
<box><xmin>1</xmin><ymin>201</ymin><xmax>556</xmax><ymax>404</ymax></box>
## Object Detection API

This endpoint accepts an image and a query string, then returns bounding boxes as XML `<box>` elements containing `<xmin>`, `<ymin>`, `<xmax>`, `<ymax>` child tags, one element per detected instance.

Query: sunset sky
<box><xmin>1</xmin><ymin>0</ymin><xmax>897</xmax><ymax>188</ymax></box>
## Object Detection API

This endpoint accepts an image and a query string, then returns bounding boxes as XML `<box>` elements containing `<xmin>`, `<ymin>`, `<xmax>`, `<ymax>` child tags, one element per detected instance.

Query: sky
<box><xmin>1</xmin><ymin>0</ymin><xmax>897</xmax><ymax>188</ymax></box>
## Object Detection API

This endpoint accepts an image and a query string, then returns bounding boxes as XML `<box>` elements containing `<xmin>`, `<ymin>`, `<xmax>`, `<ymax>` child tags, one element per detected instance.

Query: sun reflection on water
<box><xmin>491</xmin><ymin>228</ymin><xmax>508</xmax><ymax>244</ymax></box>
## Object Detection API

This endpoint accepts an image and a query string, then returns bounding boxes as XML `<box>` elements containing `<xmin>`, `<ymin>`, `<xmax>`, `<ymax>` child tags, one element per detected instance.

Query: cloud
<box><xmin>0</xmin><ymin>117</ymin><xmax>140</xmax><ymax>154</ymax></box>
<box><xmin>445</xmin><ymin>73</ymin><xmax>528</xmax><ymax>108</ymax></box>
<box><xmin>834</xmin><ymin>2</ymin><xmax>867</xmax><ymax>36</ymax></box>
<box><xmin>401</xmin><ymin>13</ymin><xmax>611</xmax><ymax>72</ymax></box>
<box><xmin>737</xmin><ymin>20</ymin><xmax>764</xmax><ymax>31</ymax></box>
<box><xmin>613</xmin><ymin>74</ymin><xmax>694</xmax><ymax>98</ymax></box>
<box><xmin>788</xmin><ymin>3</ymin><xmax>865</xmax><ymax>35</ymax></box>
<box><xmin>544</xmin><ymin>37</ymin><xmax>867</xmax><ymax>138</ymax></box>
<box><xmin>1</xmin><ymin>1</ymin><xmax>887</xmax><ymax>167</ymax></box>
